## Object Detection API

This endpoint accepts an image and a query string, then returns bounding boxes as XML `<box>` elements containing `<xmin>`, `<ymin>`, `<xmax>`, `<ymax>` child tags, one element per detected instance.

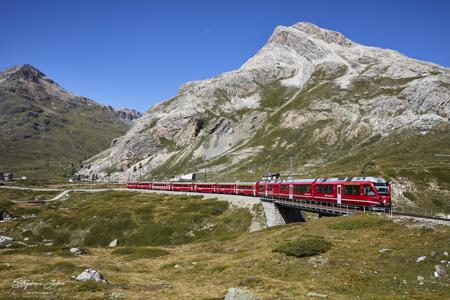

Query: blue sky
<box><xmin>1</xmin><ymin>0</ymin><xmax>449</xmax><ymax>112</ymax></box>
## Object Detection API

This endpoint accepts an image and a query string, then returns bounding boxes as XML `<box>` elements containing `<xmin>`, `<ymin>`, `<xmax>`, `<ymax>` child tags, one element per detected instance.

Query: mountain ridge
<box><xmin>0</xmin><ymin>64</ymin><xmax>141</xmax><ymax>177</ymax></box>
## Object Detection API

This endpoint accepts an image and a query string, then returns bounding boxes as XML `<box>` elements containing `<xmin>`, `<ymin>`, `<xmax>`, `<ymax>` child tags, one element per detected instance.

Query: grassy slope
<box><xmin>0</xmin><ymin>191</ymin><xmax>448</xmax><ymax>299</ymax></box>
<box><xmin>0</xmin><ymin>191</ymin><xmax>252</xmax><ymax>248</ymax></box>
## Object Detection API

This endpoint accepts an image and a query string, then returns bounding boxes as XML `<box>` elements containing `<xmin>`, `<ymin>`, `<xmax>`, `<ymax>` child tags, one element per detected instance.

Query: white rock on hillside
<box><xmin>0</xmin><ymin>236</ymin><xmax>13</xmax><ymax>246</ymax></box>
<box><xmin>72</xmin><ymin>269</ymin><xmax>107</xmax><ymax>283</ymax></box>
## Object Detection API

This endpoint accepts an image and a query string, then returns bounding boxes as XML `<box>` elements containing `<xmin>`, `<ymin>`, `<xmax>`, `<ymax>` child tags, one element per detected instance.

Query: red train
<box><xmin>127</xmin><ymin>175</ymin><xmax>391</xmax><ymax>209</ymax></box>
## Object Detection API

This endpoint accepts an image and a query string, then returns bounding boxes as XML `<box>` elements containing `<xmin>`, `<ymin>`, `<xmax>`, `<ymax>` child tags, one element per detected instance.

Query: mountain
<box><xmin>0</xmin><ymin>64</ymin><xmax>141</xmax><ymax>177</ymax></box>
<box><xmin>78</xmin><ymin>22</ymin><xmax>450</xmax><ymax>211</ymax></box>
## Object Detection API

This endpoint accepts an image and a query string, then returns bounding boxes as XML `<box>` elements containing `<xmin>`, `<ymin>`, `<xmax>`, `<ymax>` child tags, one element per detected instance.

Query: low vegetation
<box><xmin>273</xmin><ymin>236</ymin><xmax>332</xmax><ymax>258</ymax></box>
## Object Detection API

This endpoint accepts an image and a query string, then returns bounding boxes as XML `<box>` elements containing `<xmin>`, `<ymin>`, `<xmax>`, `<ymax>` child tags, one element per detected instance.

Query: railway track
<box><xmin>390</xmin><ymin>211</ymin><xmax>450</xmax><ymax>222</ymax></box>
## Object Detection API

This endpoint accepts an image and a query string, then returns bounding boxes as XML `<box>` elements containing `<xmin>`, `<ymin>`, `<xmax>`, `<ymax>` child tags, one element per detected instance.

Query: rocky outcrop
<box><xmin>77</xmin><ymin>22</ymin><xmax>450</xmax><ymax>191</ymax></box>
<box><xmin>115</xmin><ymin>108</ymin><xmax>142</xmax><ymax>123</ymax></box>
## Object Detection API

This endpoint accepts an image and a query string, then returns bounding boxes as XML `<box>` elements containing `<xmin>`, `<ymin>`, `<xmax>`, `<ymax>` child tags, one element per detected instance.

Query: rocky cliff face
<box><xmin>79</xmin><ymin>22</ymin><xmax>449</xmax><ymax>210</ymax></box>
<box><xmin>0</xmin><ymin>64</ymin><xmax>140</xmax><ymax>177</ymax></box>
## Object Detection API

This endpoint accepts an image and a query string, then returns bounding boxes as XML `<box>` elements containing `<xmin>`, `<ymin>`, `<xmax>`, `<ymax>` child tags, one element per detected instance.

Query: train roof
<box><xmin>285</xmin><ymin>177</ymin><xmax>387</xmax><ymax>184</ymax></box>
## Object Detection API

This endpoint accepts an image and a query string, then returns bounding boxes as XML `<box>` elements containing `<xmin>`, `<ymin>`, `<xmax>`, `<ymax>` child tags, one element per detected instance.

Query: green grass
<box><xmin>327</xmin><ymin>217</ymin><xmax>389</xmax><ymax>230</ymax></box>
<box><xmin>112</xmin><ymin>247</ymin><xmax>169</xmax><ymax>260</ymax></box>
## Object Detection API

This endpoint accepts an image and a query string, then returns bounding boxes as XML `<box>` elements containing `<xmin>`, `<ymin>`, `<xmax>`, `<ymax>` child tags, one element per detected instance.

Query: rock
<box><xmin>306</xmin><ymin>291</ymin><xmax>328</xmax><ymax>298</ymax></box>
<box><xmin>417</xmin><ymin>276</ymin><xmax>424</xmax><ymax>281</ymax></box>
<box><xmin>309</xmin><ymin>257</ymin><xmax>329</xmax><ymax>266</ymax></box>
<box><xmin>416</xmin><ymin>256</ymin><xmax>427</xmax><ymax>263</ymax></box>
<box><xmin>69</xmin><ymin>247</ymin><xmax>86</xmax><ymax>255</ymax></box>
<box><xmin>72</xmin><ymin>269</ymin><xmax>107</xmax><ymax>283</ymax></box>
<box><xmin>109</xmin><ymin>239</ymin><xmax>118</xmax><ymax>247</ymax></box>
<box><xmin>378</xmin><ymin>248</ymin><xmax>390</xmax><ymax>253</ymax></box>
<box><xmin>24</xmin><ymin>237</ymin><xmax>29</xmax><ymax>241</ymax></box>
<box><xmin>0</xmin><ymin>235</ymin><xmax>13</xmax><ymax>246</ymax></box>
<box><xmin>444</xmin><ymin>252</ymin><xmax>448</xmax><ymax>256</ymax></box>
<box><xmin>45</xmin><ymin>242</ymin><xmax>53</xmax><ymax>246</ymax></box>
<box><xmin>109</xmin><ymin>292</ymin><xmax>124</xmax><ymax>299</ymax></box>
<box><xmin>174</xmin><ymin>264</ymin><xmax>181</xmax><ymax>269</ymax></box>
<box><xmin>434</xmin><ymin>265</ymin><xmax>447</xmax><ymax>277</ymax></box>
<box><xmin>224</xmin><ymin>288</ymin><xmax>259</xmax><ymax>300</ymax></box>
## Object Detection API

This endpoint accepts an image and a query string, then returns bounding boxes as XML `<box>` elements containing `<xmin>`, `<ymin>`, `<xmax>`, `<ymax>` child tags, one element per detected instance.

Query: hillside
<box><xmin>0</xmin><ymin>189</ymin><xmax>449</xmax><ymax>299</ymax></box>
<box><xmin>0</xmin><ymin>64</ymin><xmax>141</xmax><ymax>178</ymax></box>
<box><xmin>78</xmin><ymin>22</ymin><xmax>450</xmax><ymax>212</ymax></box>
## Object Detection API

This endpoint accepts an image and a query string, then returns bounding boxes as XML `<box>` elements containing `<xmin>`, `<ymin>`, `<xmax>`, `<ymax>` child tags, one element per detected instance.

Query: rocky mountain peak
<box><xmin>77</xmin><ymin>22</ymin><xmax>449</xmax><ymax>190</ymax></box>
<box><xmin>292</xmin><ymin>22</ymin><xmax>354</xmax><ymax>47</ymax></box>
<box><xmin>0</xmin><ymin>64</ymin><xmax>58</xmax><ymax>87</ymax></box>
<box><xmin>7</xmin><ymin>64</ymin><xmax>46</xmax><ymax>81</ymax></box>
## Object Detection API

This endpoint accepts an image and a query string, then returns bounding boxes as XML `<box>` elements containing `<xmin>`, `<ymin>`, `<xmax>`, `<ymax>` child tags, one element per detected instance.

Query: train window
<box><xmin>374</xmin><ymin>183</ymin><xmax>389</xmax><ymax>195</ymax></box>
<box><xmin>295</xmin><ymin>185</ymin><xmax>311</xmax><ymax>193</ymax></box>
<box><xmin>280</xmin><ymin>185</ymin><xmax>288</xmax><ymax>192</ymax></box>
<box><xmin>316</xmin><ymin>184</ymin><xmax>333</xmax><ymax>194</ymax></box>
<box><xmin>363</xmin><ymin>185</ymin><xmax>376</xmax><ymax>196</ymax></box>
<box><xmin>344</xmin><ymin>185</ymin><xmax>360</xmax><ymax>195</ymax></box>
<box><xmin>268</xmin><ymin>186</ymin><xmax>273</xmax><ymax>191</ymax></box>
<box><xmin>301</xmin><ymin>185</ymin><xmax>311</xmax><ymax>193</ymax></box>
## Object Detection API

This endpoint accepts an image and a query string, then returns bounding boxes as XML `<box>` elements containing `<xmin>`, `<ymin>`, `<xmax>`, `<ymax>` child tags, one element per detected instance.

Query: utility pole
<box><xmin>289</xmin><ymin>156</ymin><xmax>293</xmax><ymax>180</ymax></box>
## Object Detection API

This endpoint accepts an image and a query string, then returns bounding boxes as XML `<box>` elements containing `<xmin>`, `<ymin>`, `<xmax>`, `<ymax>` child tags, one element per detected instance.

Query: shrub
<box><xmin>273</xmin><ymin>237</ymin><xmax>332</xmax><ymax>258</ymax></box>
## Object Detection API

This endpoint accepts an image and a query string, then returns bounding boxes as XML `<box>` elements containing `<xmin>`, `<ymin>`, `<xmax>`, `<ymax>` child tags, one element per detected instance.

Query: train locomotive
<box><xmin>127</xmin><ymin>173</ymin><xmax>391</xmax><ymax>210</ymax></box>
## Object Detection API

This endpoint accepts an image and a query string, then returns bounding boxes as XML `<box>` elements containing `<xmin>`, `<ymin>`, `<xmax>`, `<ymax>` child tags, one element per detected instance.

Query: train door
<box><xmin>289</xmin><ymin>184</ymin><xmax>293</xmax><ymax>200</ymax></box>
<box><xmin>337</xmin><ymin>185</ymin><xmax>342</xmax><ymax>204</ymax></box>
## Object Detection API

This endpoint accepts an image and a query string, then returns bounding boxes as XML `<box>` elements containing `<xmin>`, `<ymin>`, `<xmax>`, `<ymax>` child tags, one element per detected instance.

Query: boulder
<box><xmin>416</xmin><ymin>256</ymin><xmax>426</xmax><ymax>263</ymax></box>
<box><xmin>434</xmin><ymin>265</ymin><xmax>447</xmax><ymax>277</ymax></box>
<box><xmin>72</xmin><ymin>269</ymin><xmax>107</xmax><ymax>283</ymax></box>
<box><xmin>224</xmin><ymin>288</ymin><xmax>259</xmax><ymax>300</ymax></box>
<box><xmin>0</xmin><ymin>236</ymin><xmax>13</xmax><ymax>246</ymax></box>
<box><xmin>109</xmin><ymin>239</ymin><xmax>118</xmax><ymax>247</ymax></box>
<box><xmin>69</xmin><ymin>247</ymin><xmax>86</xmax><ymax>255</ymax></box>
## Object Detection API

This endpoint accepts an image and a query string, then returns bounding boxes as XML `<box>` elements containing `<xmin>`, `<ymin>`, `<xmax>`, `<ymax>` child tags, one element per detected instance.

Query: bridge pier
<box><xmin>261</xmin><ymin>201</ymin><xmax>305</xmax><ymax>227</ymax></box>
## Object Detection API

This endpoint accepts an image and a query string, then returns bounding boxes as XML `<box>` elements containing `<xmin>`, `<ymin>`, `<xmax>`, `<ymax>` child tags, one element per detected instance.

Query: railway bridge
<box><xmin>260</xmin><ymin>197</ymin><xmax>358</xmax><ymax>226</ymax></box>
